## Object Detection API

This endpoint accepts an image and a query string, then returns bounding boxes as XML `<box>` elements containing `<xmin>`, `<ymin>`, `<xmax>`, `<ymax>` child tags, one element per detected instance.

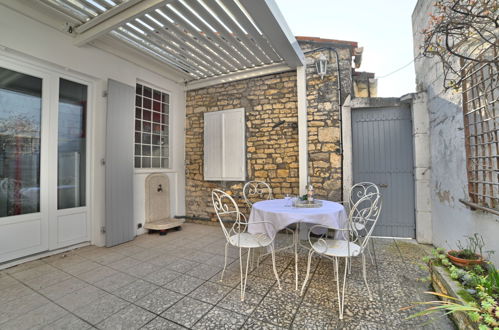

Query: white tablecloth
<box><xmin>248</xmin><ymin>199</ymin><xmax>348</xmax><ymax>239</ymax></box>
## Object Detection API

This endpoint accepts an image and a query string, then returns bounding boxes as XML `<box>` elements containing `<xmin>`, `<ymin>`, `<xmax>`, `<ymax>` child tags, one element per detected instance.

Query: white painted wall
<box><xmin>0</xmin><ymin>5</ymin><xmax>186</xmax><ymax>247</ymax></box>
<box><xmin>412</xmin><ymin>0</ymin><xmax>499</xmax><ymax>265</ymax></box>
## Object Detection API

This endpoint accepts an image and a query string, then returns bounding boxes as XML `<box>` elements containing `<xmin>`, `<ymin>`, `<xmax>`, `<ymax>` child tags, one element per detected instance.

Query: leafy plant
<box><xmin>450</xmin><ymin>233</ymin><xmax>487</xmax><ymax>260</ymax></box>
<box><xmin>402</xmin><ymin>291</ymin><xmax>480</xmax><ymax>320</ymax></box>
<box><xmin>416</xmin><ymin>243</ymin><xmax>499</xmax><ymax>329</ymax></box>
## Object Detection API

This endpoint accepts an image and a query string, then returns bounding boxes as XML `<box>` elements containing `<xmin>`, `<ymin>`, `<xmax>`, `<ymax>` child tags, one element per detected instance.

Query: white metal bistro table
<box><xmin>248</xmin><ymin>199</ymin><xmax>348</xmax><ymax>290</ymax></box>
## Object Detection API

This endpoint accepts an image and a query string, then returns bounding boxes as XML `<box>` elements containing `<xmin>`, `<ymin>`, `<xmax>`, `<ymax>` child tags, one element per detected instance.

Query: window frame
<box><xmin>134</xmin><ymin>82</ymin><xmax>171</xmax><ymax>170</ymax></box>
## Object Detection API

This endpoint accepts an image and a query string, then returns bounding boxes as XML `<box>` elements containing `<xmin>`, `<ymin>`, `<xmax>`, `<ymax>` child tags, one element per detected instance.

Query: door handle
<box><xmin>378</xmin><ymin>184</ymin><xmax>388</xmax><ymax>188</ymax></box>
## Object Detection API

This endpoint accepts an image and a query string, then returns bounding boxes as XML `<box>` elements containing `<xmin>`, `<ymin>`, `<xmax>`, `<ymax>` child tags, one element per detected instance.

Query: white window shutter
<box><xmin>204</xmin><ymin>108</ymin><xmax>245</xmax><ymax>181</ymax></box>
<box><xmin>204</xmin><ymin>112</ymin><xmax>223</xmax><ymax>180</ymax></box>
<box><xmin>223</xmin><ymin>108</ymin><xmax>245</xmax><ymax>180</ymax></box>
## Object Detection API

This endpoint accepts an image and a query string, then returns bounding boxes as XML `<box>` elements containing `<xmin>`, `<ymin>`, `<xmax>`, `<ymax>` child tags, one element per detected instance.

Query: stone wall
<box><xmin>300</xmin><ymin>41</ymin><xmax>354</xmax><ymax>200</ymax></box>
<box><xmin>185</xmin><ymin>41</ymin><xmax>357</xmax><ymax>221</ymax></box>
<box><xmin>185</xmin><ymin>71</ymin><xmax>299</xmax><ymax>220</ymax></box>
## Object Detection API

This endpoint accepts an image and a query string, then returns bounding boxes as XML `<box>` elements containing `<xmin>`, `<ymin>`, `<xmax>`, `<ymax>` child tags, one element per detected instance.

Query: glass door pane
<box><xmin>58</xmin><ymin>78</ymin><xmax>87</xmax><ymax>210</ymax></box>
<box><xmin>0</xmin><ymin>67</ymin><xmax>42</xmax><ymax>218</ymax></box>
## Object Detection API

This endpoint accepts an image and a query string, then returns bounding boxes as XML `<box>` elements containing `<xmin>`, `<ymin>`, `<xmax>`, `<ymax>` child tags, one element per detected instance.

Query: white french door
<box><xmin>0</xmin><ymin>56</ymin><xmax>91</xmax><ymax>263</ymax></box>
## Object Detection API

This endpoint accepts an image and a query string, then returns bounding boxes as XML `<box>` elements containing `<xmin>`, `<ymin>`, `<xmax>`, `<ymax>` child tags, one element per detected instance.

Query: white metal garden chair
<box><xmin>211</xmin><ymin>189</ymin><xmax>281</xmax><ymax>301</ymax></box>
<box><xmin>243</xmin><ymin>180</ymin><xmax>295</xmax><ymax>266</ymax></box>
<box><xmin>342</xmin><ymin>182</ymin><xmax>380</xmax><ymax>264</ymax></box>
<box><xmin>242</xmin><ymin>180</ymin><xmax>273</xmax><ymax>209</ymax></box>
<box><xmin>300</xmin><ymin>192</ymin><xmax>382</xmax><ymax>319</ymax></box>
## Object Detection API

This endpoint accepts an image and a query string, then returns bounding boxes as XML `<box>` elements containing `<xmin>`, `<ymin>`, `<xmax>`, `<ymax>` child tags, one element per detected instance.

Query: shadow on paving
<box><xmin>0</xmin><ymin>224</ymin><xmax>456</xmax><ymax>329</ymax></box>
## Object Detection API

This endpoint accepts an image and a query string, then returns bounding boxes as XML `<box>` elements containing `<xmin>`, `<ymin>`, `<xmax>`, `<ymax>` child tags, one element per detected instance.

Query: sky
<box><xmin>274</xmin><ymin>0</ymin><xmax>418</xmax><ymax>97</ymax></box>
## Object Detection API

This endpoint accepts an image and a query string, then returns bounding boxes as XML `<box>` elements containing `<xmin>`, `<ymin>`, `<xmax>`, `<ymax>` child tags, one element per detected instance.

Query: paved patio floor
<box><xmin>0</xmin><ymin>223</ymin><xmax>455</xmax><ymax>329</ymax></box>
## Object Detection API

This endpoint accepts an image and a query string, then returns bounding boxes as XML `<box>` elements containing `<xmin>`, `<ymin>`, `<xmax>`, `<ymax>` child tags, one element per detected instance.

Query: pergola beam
<box><xmin>186</xmin><ymin>63</ymin><xmax>292</xmax><ymax>90</ymax></box>
<box><xmin>73</xmin><ymin>0</ymin><xmax>177</xmax><ymax>46</ymax></box>
<box><xmin>240</xmin><ymin>0</ymin><xmax>304</xmax><ymax>67</ymax></box>
<box><xmin>74</xmin><ymin>0</ymin><xmax>142</xmax><ymax>33</ymax></box>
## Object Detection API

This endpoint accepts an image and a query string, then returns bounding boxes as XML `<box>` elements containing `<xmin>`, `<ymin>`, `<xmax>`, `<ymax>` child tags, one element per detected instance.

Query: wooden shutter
<box><xmin>204</xmin><ymin>108</ymin><xmax>245</xmax><ymax>181</ymax></box>
<box><xmin>204</xmin><ymin>111</ymin><xmax>223</xmax><ymax>180</ymax></box>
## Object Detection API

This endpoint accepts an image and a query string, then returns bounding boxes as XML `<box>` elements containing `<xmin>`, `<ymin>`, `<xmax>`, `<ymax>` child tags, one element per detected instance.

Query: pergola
<box><xmin>3</xmin><ymin>0</ymin><xmax>309</xmax><ymax>191</ymax></box>
<box><xmin>8</xmin><ymin>0</ymin><xmax>305</xmax><ymax>90</ymax></box>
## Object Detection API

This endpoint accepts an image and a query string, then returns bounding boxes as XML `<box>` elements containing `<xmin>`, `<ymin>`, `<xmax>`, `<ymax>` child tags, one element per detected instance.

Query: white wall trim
<box><xmin>342</xmin><ymin>95</ymin><xmax>353</xmax><ymax>201</ymax></box>
<box><xmin>402</xmin><ymin>92</ymin><xmax>433</xmax><ymax>244</ymax></box>
<box><xmin>297</xmin><ymin>66</ymin><xmax>308</xmax><ymax>195</ymax></box>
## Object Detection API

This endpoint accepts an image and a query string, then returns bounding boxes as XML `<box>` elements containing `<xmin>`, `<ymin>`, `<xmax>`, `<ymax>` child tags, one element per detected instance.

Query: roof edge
<box><xmin>296</xmin><ymin>36</ymin><xmax>358</xmax><ymax>48</ymax></box>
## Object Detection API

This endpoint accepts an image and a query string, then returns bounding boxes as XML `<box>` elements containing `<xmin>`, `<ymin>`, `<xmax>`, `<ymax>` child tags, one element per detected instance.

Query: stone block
<box><xmin>318</xmin><ymin>127</ymin><xmax>335</xmax><ymax>142</ymax></box>
<box><xmin>277</xmin><ymin>169</ymin><xmax>289</xmax><ymax>177</ymax></box>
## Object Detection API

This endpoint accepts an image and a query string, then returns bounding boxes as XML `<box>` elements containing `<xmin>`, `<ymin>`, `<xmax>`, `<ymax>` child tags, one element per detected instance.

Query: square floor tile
<box><xmin>77</xmin><ymin>266</ymin><xmax>119</xmax><ymax>284</ymax></box>
<box><xmin>163</xmin><ymin>274</ymin><xmax>205</xmax><ymax>294</ymax></box>
<box><xmin>93</xmin><ymin>272</ymin><xmax>136</xmax><ymax>292</ymax></box>
<box><xmin>72</xmin><ymin>294</ymin><xmax>129</xmax><ymax>325</ymax></box>
<box><xmin>241</xmin><ymin>318</ymin><xmax>286</xmax><ymax>330</ymax></box>
<box><xmin>97</xmin><ymin>305</ymin><xmax>155</xmax><ymax>330</ymax></box>
<box><xmin>10</xmin><ymin>263</ymin><xmax>56</xmax><ymax>282</ymax></box>
<box><xmin>291</xmin><ymin>302</ymin><xmax>338</xmax><ymax>329</ymax></box>
<box><xmin>0</xmin><ymin>292</ymin><xmax>49</xmax><ymax>324</ymax></box>
<box><xmin>141</xmin><ymin>316</ymin><xmax>187</xmax><ymax>329</ymax></box>
<box><xmin>164</xmin><ymin>259</ymin><xmax>198</xmax><ymax>273</ymax></box>
<box><xmin>186</xmin><ymin>264</ymin><xmax>222</xmax><ymax>280</ymax></box>
<box><xmin>40</xmin><ymin>277</ymin><xmax>88</xmax><ymax>300</ymax></box>
<box><xmin>1</xmin><ymin>302</ymin><xmax>67</xmax><ymax>329</ymax></box>
<box><xmin>136</xmin><ymin>288</ymin><xmax>184</xmax><ymax>314</ymax></box>
<box><xmin>108</xmin><ymin>257</ymin><xmax>142</xmax><ymax>272</ymax></box>
<box><xmin>161</xmin><ymin>297</ymin><xmax>212</xmax><ymax>328</ymax></box>
<box><xmin>251</xmin><ymin>296</ymin><xmax>299</xmax><ymax>328</ymax></box>
<box><xmin>23</xmin><ymin>269</ymin><xmax>72</xmax><ymax>290</ymax></box>
<box><xmin>122</xmin><ymin>262</ymin><xmax>161</xmax><ymax>278</ymax></box>
<box><xmin>89</xmin><ymin>252</ymin><xmax>126</xmax><ymax>265</ymax></box>
<box><xmin>143</xmin><ymin>267</ymin><xmax>181</xmax><ymax>286</ymax></box>
<box><xmin>59</xmin><ymin>260</ymin><xmax>102</xmax><ymax>276</ymax></box>
<box><xmin>216</xmin><ymin>288</ymin><xmax>263</xmax><ymax>316</ymax></box>
<box><xmin>113</xmin><ymin>279</ymin><xmax>158</xmax><ymax>302</ymax></box>
<box><xmin>41</xmin><ymin>313</ymin><xmax>92</xmax><ymax>330</ymax></box>
<box><xmin>190</xmin><ymin>280</ymin><xmax>232</xmax><ymax>304</ymax></box>
<box><xmin>192</xmin><ymin>306</ymin><xmax>246</xmax><ymax>330</ymax></box>
<box><xmin>0</xmin><ymin>281</ymin><xmax>35</xmax><ymax>305</ymax></box>
<box><xmin>54</xmin><ymin>285</ymin><xmax>107</xmax><ymax>312</ymax></box>
<box><xmin>4</xmin><ymin>260</ymin><xmax>46</xmax><ymax>275</ymax></box>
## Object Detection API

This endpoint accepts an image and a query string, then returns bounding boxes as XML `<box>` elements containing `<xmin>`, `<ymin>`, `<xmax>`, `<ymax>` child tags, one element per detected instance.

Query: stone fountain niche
<box><xmin>144</xmin><ymin>173</ymin><xmax>184</xmax><ymax>235</ymax></box>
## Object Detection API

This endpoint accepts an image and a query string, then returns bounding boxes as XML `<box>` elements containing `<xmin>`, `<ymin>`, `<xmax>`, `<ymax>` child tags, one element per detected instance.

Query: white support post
<box><xmin>342</xmin><ymin>95</ymin><xmax>352</xmax><ymax>201</ymax></box>
<box><xmin>297</xmin><ymin>66</ymin><xmax>308</xmax><ymax>195</ymax></box>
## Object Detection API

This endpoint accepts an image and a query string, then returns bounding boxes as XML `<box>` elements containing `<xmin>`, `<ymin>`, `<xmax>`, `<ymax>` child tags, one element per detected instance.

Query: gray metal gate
<box><xmin>352</xmin><ymin>105</ymin><xmax>415</xmax><ymax>237</ymax></box>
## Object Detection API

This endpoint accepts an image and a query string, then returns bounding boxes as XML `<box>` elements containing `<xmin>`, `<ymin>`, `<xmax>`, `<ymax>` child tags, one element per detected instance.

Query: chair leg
<box><xmin>367</xmin><ymin>239</ymin><xmax>374</xmax><ymax>265</ymax></box>
<box><xmin>220</xmin><ymin>241</ymin><xmax>229</xmax><ymax>282</ymax></box>
<box><xmin>294</xmin><ymin>228</ymin><xmax>299</xmax><ymax>291</ymax></box>
<box><xmin>300</xmin><ymin>249</ymin><xmax>315</xmax><ymax>296</ymax></box>
<box><xmin>334</xmin><ymin>257</ymin><xmax>341</xmax><ymax>318</ymax></box>
<box><xmin>270</xmin><ymin>244</ymin><xmax>281</xmax><ymax>290</ymax></box>
<box><xmin>348</xmin><ymin>255</ymin><xmax>352</xmax><ymax>274</ymax></box>
<box><xmin>337</xmin><ymin>257</ymin><xmax>349</xmax><ymax>320</ymax></box>
<box><xmin>239</xmin><ymin>247</ymin><xmax>244</xmax><ymax>301</ymax></box>
<box><xmin>362</xmin><ymin>253</ymin><xmax>372</xmax><ymax>301</ymax></box>
<box><xmin>241</xmin><ymin>248</ymin><xmax>251</xmax><ymax>301</ymax></box>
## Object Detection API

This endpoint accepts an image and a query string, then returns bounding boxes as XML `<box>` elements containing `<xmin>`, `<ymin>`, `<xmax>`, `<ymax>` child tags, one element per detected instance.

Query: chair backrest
<box><xmin>349</xmin><ymin>182</ymin><xmax>379</xmax><ymax>208</ymax></box>
<box><xmin>348</xmin><ymin>192</ymin><xmax>383</xmax><ymax>253</ymax></box>
<box><xmin>211</xmin><ymin>189</ymin><xmax>246</xmax><ymax>241</ymax></box>
<box><xmin>242</xmin><ymin>181</ymin><xmax>272</xmax><ymax>208</ymax></box>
